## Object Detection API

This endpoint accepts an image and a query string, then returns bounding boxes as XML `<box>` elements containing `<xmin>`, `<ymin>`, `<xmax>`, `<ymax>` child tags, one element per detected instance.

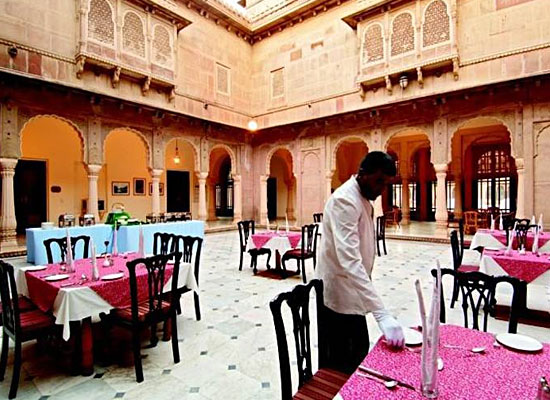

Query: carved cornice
<box><xmin>341</xmin><ymin>0</ymin><xmax>410</xmax><ymax>29</ymax></box>
<box><xmin>128</xmin><ymin>0</ymin><xmax>192</xmax><ymax>30</ymax></box>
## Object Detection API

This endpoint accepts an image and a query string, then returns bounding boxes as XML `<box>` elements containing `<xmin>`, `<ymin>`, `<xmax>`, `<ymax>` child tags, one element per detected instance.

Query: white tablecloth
<box><xmin>16</xmin><ymin>263</ymin><xmax>198</xmax><ymax>340</ymax></box>
<box><xmin>470</xmin><ymin>231</ymin><xmax>550</xmax><ymax>252</ymax></box>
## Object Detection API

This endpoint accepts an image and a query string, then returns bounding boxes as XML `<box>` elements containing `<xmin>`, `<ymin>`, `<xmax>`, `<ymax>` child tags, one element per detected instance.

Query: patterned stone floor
<box><xmin>1</xmin><ymin>232</ymin><xmax>548</xmax><ymax>399</ymax></box>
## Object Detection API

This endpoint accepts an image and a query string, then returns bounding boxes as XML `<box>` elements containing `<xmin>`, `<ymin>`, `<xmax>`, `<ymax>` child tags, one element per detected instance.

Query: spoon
<box><xmin>444</xmin><ymin>344</ymin><xmax>486</xmax><ymax>353</ymax></box>
<box><xmin>357</xmin><ymin>372</ymin><xmax>398</xmax><ymax>390</ymax></box>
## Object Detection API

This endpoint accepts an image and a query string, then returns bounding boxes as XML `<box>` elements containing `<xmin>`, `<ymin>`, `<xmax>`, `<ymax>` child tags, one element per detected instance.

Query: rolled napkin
<box><xmin>490</xmin><ymin>215</ymin><xmax>495</xmax><ymax>231</ymax></box>
<box><xmin>65</xmin><ymin>228</ymin><xmax>74</xmax><ymax>273</ymax></box>
<box><xmin>267</xmin><ymin>218</ymin><xmax>271</xmax><ymax>232</ymax></box>
<box><xmin>91</xmin><ymin>239</ymin><xmax>99</xmax><ymax>281</ymax></box>
<box><xmin>531</xmin><ymin>215</ymin><xmax>537</xmax><ymax>226</ymax></box>
<box><xmin>285</xmin><ymin>214</ymin><xmax>289</xmax><ymax>233</ymax></box>
<box><xmin>138</xmin><ymin>225</ymin><xmax>145</xmax><ymax>257</ymax></box>
<box><xmin>505</xmin><ymin>221</ymin><xmax>517</xmax><ymax>256</ymax></box>
<box><xmin>539</xmin><ymin>214</ymin><xmax>544</xmax><ymax>233</ymax></box>
<box><xmin>112</xmin><ymin>223</ymin><xmax>118</xmax><ymax>256</ymax></box>
<box><xmin>533</xmin><ymin>230</ymin><xmax>540</xmax><ymax>255</ymax></box>
<box><xmin>499</xmin><ymin>212</ymin><xmax>504</xmax><ymax>231</ymax></box>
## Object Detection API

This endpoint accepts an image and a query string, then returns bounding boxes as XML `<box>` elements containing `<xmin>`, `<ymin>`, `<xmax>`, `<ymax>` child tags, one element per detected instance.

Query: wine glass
<box><xmin>104</xmin><ymin>240</ymin><xmax>110</xmax><ymax>256</ymax></box>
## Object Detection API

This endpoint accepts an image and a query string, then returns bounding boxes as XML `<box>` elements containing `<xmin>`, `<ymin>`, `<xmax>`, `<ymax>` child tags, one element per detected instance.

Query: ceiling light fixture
<box><xmin>399</xmin><ymin>74</ymin><xmax>408</xmax><ymax>89</ymax></box>
<box><xmin>248</xmin><ymin>119</ymin><xmax>258</xmax><ymax>131</ymax></box>
<box><xmin>173</xmin><ymin>139</ymin><xmax>181</xmax><ymax>164</ymax></box>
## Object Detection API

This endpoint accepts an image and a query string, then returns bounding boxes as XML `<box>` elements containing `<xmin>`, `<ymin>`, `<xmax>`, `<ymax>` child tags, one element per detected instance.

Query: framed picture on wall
<box><xmin>112</xmin><ymin>181</ymin><xmax>130</xmax><ymax>196</ymax></box>
<box><xmin>149</xmin><ymin>183</ymin><xmax>165</xmax><ymax>196</ymax></box>
<box><xmin>133</xmin><ymin>178</ymin><xmax>146</xmax><ymax>196</ymax></box>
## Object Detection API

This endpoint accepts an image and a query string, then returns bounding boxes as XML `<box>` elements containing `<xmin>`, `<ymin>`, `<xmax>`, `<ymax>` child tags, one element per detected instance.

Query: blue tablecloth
<box><xmin>26</xmin><ymin>221</ymin><xmax>205</xmax><ymax>264</ymax></box>
<box><xmin>26</xmin><ymin>224</ymin><xmax>113</xmax><ymax>265</ymax></box>
<box><xmin>117</xmin><ymin>221</ymin><xmax>205</xmax><ymax>254</ymax></box>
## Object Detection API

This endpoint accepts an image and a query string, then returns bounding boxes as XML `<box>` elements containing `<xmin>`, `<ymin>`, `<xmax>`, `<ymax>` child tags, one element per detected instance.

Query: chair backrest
<box><xmin>171</xmin><ymin>235</ymin><xmax>203</xmax><ymax>285</ymax></box>
<box><xmin>153</xmin><ymin>232</ymin><xmax>174</xmax><ymax>256</ymax></box>
<box><xmin>514</xmin><ymin>224</ymin><xmax>530</xmax><ymax>249</ymax></box>
<box><xmin>449</xmin><ymin>230</ymin><xmax>463</xmax><ymax>271</ymax></box>
<box><xmin>44</xmin><ymin>235</ymin><xmax>91</xmax><ymax>264</ymax></box>
<box><xmin>458</xmin><ymin>219</ymin><xmax>465</xmax><ymax>257</ymax></box>
<box><xmin>125</xmin><ymin>252</ymin><xmax>182</xmax><ymax>323</ymax></box>
<box><xmin>237</xmin><ymin>220</ymin><xmax>255</xmax><ymax>251</ymax></box>
<box><xmin>313</xmin><ymin>213</ymin><xmax>323</xmax><ymax>223</ymax></box>
<box><xmin>376</xmin><ymin>216</ymin><xmax>386</xmax><ymax>240</ymax></box>
<box><xmin>301</xmin><ymin>224</ymin><xmax>318</xmax><ymax>255</ymax></box>
<box><xmin>270</xmin><ymin>279</ymin><xmax>325</xmax><ymax>400</ymax></box>
<box><xmin>0</xmin><ymin>260</ymin><xmax>21</xmax><ymax>340</ymax></box>
<box><xmin>464</xmin><ymin>211</ymin><xmax>478</xmax><ymax>225</ymax></box>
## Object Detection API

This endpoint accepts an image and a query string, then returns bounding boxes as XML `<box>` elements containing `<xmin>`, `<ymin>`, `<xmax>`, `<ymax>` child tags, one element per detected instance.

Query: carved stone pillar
<box><xmin>197</xmin><ymin>172</ymin><xmax>208</xmax><ymax>221</ymax></box>
<box><xmin>516</xmin><ymin>158</ymin><xmax>525</xmax><ymax>219</ymax></box>
<box><xmin>207</xmin><ymin>181</ymin><xmax>217</xmax><ymax>221</ymax></box>
<box><xmin>401</xmin><ymin>178</ymin><xmax>410</xmax><ymax>225</ymax></box>
<box><xmin>454</xmin><ymin>175</ymin><xmax>463</xmax><ymax>220</ymax></box>
<box><xmin>151</xmin><ymin>169</ymin><xmax>163</xmax><ymax>215</ymax></box>
<box><xmin>286</xmin><ymin>178</ymin><xmax>295</xmax><ymax>220</ymax></box>
<box><xmin>0</xmin><ymin>158</ymin><xmax>18</xmax><ymax>252</ymax></box>
<box><xmin>325</xmin><ymin>170</ymin><xmax>334</xmax><ymax>203</ymax></box>
<box><xmin>260</xmin><ymin>175</ymin><xmax>268</xmax><ymax>225</ymax></box>
<box><xmin>434</xmin><ymin>164</ymin><xmax>448</xmax><ymax>228</ymax></box>
<box><xmin>87</xmin><ymin>164</ymin><xmax>102</xmax><ymax>222</ymax></box>
<box><xmin>232</xmin><ymin>174</ymin><xmax>242</xmax><ymax>222</ymax></box>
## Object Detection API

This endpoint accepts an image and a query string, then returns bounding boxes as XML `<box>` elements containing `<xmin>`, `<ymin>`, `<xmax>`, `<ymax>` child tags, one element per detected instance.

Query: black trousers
<box><xmin>319</xmin><ymin>304</ymin><xmax>370</xmax><ymax>374</ymax></box>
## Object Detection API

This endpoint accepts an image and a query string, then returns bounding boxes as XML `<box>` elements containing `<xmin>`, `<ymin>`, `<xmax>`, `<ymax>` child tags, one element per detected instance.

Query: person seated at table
<box><xmin>316</xmin><ymin>151</ymin><xmax>405</xmax><ymax>374</ymax></box>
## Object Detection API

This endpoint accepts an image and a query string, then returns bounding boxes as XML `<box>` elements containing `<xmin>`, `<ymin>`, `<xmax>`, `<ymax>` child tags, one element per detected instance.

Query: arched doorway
<box><xmin>450</xmin><ymin>117</ymin><xmax>516</xmax><ymax>219</ymax></box>
<box><xmin>208</xmin><ymin>146</ymin><xmax>234</xmax><ymax>221</ymax></box>
<box><xmin>163</xmin><ymin>138</ymin><xmax>197</xmax><ymax>217</ymax></box>
<box><xmin>267</xmin><ymin>148</ymin><xmax>295</xmax><ymax>223</ymax></box>
<box><xmin>102</xmin><ymin>129</ymin><xmax>150</xmax><ymax>221</ymax></box>
<box><xmin>18</xmin><ymin>116</ymin><xmax>87</xmax><ymax>233</ymax></box>
<box><xmin>332</xmin><ymin>138</ymin><xmax>368</xmax><ymax>191</ymax></box>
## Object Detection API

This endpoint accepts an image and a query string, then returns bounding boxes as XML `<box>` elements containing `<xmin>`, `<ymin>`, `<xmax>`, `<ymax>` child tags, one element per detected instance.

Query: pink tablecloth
<box><xmin>250</xmin><ymin>232</ymin><xmax>301</xmax><ymax>249</ymax></box>
<box><xmin>477</xmin><ymin>229</ymin><xmax>550</xmax><ymax>250</ymax></box>
<box><xmin>25</xmin><ymin>253</ymin><xmax>173</xmax><ymax>313</ymax></box>
<box><xmin>338</xmin><ymin>325</ymin><xmax>548</xmax><ymax>400</ymax></box>
<box><xmin>483</xmin><ymin>249</ymin><xmax>550</xmax><ymax>283</ymax></box>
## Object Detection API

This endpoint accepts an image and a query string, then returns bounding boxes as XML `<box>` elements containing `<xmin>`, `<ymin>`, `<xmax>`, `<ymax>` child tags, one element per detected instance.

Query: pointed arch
<box><xmin>104</xmin><ymin>127</ymin><xmax>152</xmax><ymax>169</ymax></box>
<box><xmin>209</xmin><ymin>143</ymin><xmax>236</xmax><ymax>175</ymax></box>
<box><xmin>332</xmin><ymin>135</ymin><xmax>369</xmax><ymax>172</ymax></box>
<box><xmin>265</xmin><ymin>145</ymin><xmax>294</xmax><ymax>177</ymax></box>
<box><xmin>165</xmin><ymin>137</ymin><xmax>199</xmax><ymax>171</ymax></box>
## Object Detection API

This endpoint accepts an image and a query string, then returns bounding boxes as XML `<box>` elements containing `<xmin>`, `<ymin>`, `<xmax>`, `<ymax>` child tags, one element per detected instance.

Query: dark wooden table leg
<box><xmin>81</xmin><ymin>317</ymin><xmax>94</xmax><ymax>376</ymax></box>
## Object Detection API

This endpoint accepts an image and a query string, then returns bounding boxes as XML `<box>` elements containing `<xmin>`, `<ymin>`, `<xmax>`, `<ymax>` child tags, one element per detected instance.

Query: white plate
<box><xmin>23</xmin><ymin>265</ymin><xmax>48</xmax><ymax>272</ymax></box>
<box><xmin>45</xmin><ymin>274</ymin><xmax>70</xmax><ymax>282</ymax></box>
<box><xmin>101</xmin><ymin>272</ymin><xmax>124</xmax><ymax>281</ymax></box>
<box><xmin>496</xmin><ymin>333</ymin><xmax>543</xmax><ymax>352</ymax></box>
<box><xmin>404</xmin><ymin>328</ymin><xmax>423</xmax><ymax>346</ymax></box>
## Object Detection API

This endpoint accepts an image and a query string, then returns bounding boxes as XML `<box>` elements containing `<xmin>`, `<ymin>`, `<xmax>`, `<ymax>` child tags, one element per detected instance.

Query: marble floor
<box><xmin>1</xmin><ymin>232</ymin><xmax>548</xmax><ymax>400</ymax></box>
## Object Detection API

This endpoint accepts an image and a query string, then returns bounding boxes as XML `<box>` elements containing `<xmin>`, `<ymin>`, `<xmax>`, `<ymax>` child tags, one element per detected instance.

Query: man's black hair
<box><xmin>358</xmin><ymin>151</ymin><xmax>397</xmax><ymax>176</ymax></box>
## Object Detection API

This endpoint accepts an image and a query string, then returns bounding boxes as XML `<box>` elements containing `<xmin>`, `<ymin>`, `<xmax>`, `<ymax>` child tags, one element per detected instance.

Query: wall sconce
<box><xmin>399</xmin><ymin>74</ymin><xmax>408</xmax><ymax>90</ymax></box>
<box><xmin>204</xmin><ymin>103</ymin><xmax>209</xmax><ymax>110</ymax></box>
<box><xmin>247</xmin><ymin>119</ymin><xmax>258</xmax><ymax>131</ymax></box>
<box><xmin>173</xmin><ymin>139</ymin><xmax>181</xmax><ymax>164</ymax></box>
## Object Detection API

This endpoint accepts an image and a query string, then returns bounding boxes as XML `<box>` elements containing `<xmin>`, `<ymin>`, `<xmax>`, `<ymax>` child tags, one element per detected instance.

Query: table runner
<box><xmin>482</xmin><ymin>249</ymin><xmax>550</xmax><ymax>283</ymax></box>
<box><xmin>337</xmin><ymin>325</ymin><xmax>549</xmax><ymax>399</ymax></box>
<box><xmin>250</xmin><ymin>232</ymin><xmax>301</xmax><ymax>250</ymax></box>
<box><xmin>25</xmin><ymin>254</ymin><xmax>173</xmax><ymax>313</ymax></box>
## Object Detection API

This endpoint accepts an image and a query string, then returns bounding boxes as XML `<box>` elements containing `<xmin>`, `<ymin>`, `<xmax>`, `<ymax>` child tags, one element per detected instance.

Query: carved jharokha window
<box><xmin>88</xmin><ymin>0</ymin><xmax>115</xmax><ymax>45</ymax></box>
<box><xmin>362</xmin><ymin>23</ymin><xmax>384</xmax><ymax>65</ymax></box>
<box><xmin>122</xmin><ymin>11</ymin><xmax>146</xmax><ymax>58</ymax></box>
<box><xmin>391</xmin><ymin>12</ymin><xmax>415</xmax><ymax>57</ymax></box>
<box><xmin>474</xmin><ymin>147</ymin><xmax>515</xmax><ymax>212</ymax></box>
<box><xmin>422</xmin><ymin>0</ymin><xmax>451</xmax><ymax>48</ymax></box>
<box><xmin>152</xmin><ymin>25</ymin><xmax>173</xmax><ymax>66</ymax></box>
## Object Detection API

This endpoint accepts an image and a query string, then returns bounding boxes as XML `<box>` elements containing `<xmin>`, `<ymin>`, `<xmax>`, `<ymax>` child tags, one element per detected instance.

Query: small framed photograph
<box><xmin>112</xmin><ymin>181</ymin><xmax>130</xmax><ymax>196</ymax></box>
<box><xmin>149</xmin><ymin>183</ymin><xmax>165</xmax><ymax>196</ymax></box>
<box><xmin>133</xmin><ymin>178</ymin><xmax>146</xmax><ymax>196</ymax></box>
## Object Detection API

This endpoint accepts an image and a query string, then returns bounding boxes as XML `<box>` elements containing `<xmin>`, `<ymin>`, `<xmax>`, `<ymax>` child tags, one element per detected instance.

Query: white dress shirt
<box><xmin>316</xmin><ymin>176</ymin><xmax>385</xmax><ymax>315</ymax></box>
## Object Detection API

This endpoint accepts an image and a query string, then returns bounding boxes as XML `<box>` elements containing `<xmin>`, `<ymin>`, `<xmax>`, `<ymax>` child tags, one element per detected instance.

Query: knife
<box><xmin>358</xmin><ymin>366</ymin><xmax>418</xmax><ymax>392</ymax></box>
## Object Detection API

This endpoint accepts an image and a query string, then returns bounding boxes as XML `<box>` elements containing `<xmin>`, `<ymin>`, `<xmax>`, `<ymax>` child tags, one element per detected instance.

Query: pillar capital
<box><xmin>87</xmin><ymin>164</ymin><xmax>102</xmax><ymax>176</ymax></box>
<box><xmin>434</xmin><ymin>163</ymin><xmax>448</xmax><ymax>174</ymax></box>
<box><xmin>515</xmin><ymin>158</ymin><xmax>525</xmax><ymax>171</ymax></box>
<box><xmin>232</xmin><ymin>174</ymin><xmax>242</xmax><ymax>183</ymax></box>
<box><xmin>260</xmin><ymin>174</ymin><xmax>268</xmax><ymax>183</ymax></box>
<box><xmin>0</xmin><ymin>158</ymin><xmax>18</xmax><ymax>172</ymax></box>
<box><xmin>151</xmin><ymin>169</ymin><xmax>163</xmax><ymax>179</ymax></box>
<box><xmin>197</xmin><ymin>172</ymin><xmax>208</xmax><ymax>181</ymax></box>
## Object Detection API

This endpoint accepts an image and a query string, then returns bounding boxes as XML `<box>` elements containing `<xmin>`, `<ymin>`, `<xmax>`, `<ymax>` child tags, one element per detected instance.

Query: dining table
<box><xmin>335</xmin><ymin>324</ymin><xmax>549</xmax><ymax>399</ymax></box>
<box><xmin>470</xmin><ymin>228</ymin><xmax>550</xmax><ymax>252</ymax></box>
<box><xmin>15</xmin><ymin>253</ymin><xmax>198</xmax><ymax>375</ymax></box>
<box><xmin>247</xmin><ymin>231</ymin><xmax>302</xmax><ymax>276</ymax></box>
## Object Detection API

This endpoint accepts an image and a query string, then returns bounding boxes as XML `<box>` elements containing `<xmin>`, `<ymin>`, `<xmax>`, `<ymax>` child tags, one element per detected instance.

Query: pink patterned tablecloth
<box><xmin>25</xmin><ymin>253</ymin><xmax>173</xmax><ymax>313</ymax></box>
<box><xmin>477</xmin><ymin>229</ymin><xmax>550</xmax><ymax>250</ymax></box>
<box><xmin>338</xmin><ymin>325</ymin><xmax>549</xmax><ymax>400</ymax></box>
<box><xmin>250</xmin><ymin>232</ymin><xmax>301</xmax><ymax>250</ymax></box>
<box><xmin>483</xmin><ymin>249</ymin><xmax>550</xmax><ymax>283</ymax></box>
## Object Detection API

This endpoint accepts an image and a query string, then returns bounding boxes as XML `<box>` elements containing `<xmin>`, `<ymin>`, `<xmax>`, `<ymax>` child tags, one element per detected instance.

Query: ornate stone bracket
<box><xmin>453</xmin><ymin>57</ymin><xmax>459</xmax><ymax>80</ymax></box>
<box><xmin>416</xmin><ymin>67</ymin><xmax>424</xmax><ymax>88</ymax></box>
<box><xmin>385</xmin><ymin>75</ymin><xmax>392</xmax><ymax>95</ymax></box>
<box><xmin>111</xmin><ymin>67</ymin><xmax>121</xmax><ymax>88</ymax></box>
<box><xmin>76</xmin><ymin>55</ymin><xmax>86</xmax><ymax>79</ymax></box>
<box><xmin>142</xmin><ymin>76</ymin><xmax>152</xmax><ymax>96</ymax></box>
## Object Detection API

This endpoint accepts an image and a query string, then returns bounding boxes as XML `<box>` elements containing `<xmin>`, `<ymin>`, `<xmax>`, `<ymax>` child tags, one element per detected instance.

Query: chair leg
<box><xmin>266</xmin><ymin>251</ymin><xmax>272</xmax><ymax>269</ymax></box>
<box><xmin>450</xmin><ymin>278</ymin><xmax>459</xmax><ymax>309</ymax></box>
<box><xmin>383</xmin><ymin>237</ymin><xmax>387</xmax><ymax>255</ymax></box>
<box><xmin>376</xmin><ymin>240</ymin><xmax>381</xmax><ymax>257</ymax></box>
<box><xmin>9</xmin><ymin>340</ymin><xmax>21</xmax><ymax>399</ymax></box>
<box><xmin>193</xmin><ymin>292</ymin><xmax>201</xmax><ymax>321</ymax></box>
<box><xmin>0</xmin><ymin>332</ymin><xmax>8</xmax><ymax>381</ymax></box>
<box><xmin>132</xmin><ymin>330</ymin><xmax>144</xmax><ymax>383</ymax></box>
<box><xmin>239</xmin><ymin>251</ymin><xmax>244</xmax><ymax>271</ymax></box>
<box><xmin>251</xmin><ymin>255</ymin><xmax>258</xmax><ymax>275</ymax></box>
<box><xmin>301</xmin><ymin>258</ymin><xmax>307</xmax><ymax>283</ymax></box>
<box><xmin>171</xmin><ymin>313</ymin><xmax>180</xmax><ymax>364</ymax></box>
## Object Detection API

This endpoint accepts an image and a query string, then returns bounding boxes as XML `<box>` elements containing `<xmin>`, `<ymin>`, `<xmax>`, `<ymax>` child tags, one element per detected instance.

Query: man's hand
<box><xmin>373</xmin><ymin>310</ymin><xmax>405</xmax><ymax>348</ymax></box>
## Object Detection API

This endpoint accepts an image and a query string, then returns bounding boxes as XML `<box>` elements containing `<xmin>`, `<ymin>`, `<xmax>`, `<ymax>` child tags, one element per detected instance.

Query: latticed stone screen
<box><xmin>362</xmin><ymin>24</ymin><xmax>384</xmax><ymax>64</ymax></box>
<box><xmin>216</xmin><ymin>64</ymin><xmax>230</xmax><ymax>95</ymax></box>
<box><xmin>88</xmin><ymin>0</ymin><xmax>115</xmax><ymax>45</ymax></box>
<box><xmin>391</xmin><ymin>13</ymin><xmax>415</xmax><ymax>56</ymax></box>
<box><xmin>123</xmin><ymin>12</ymin><xmax>146</xmax><ymax>57</ymax></box>
<box><xmin>271</xmin><ymin>68</ymin><xmax>284</xmax><ymax>98</ymax></box>
<box><xmin>153</xmin><ymin>25</ymin><xmax>172</xmax><ymax>66</ymax></box>
<box><xmin>423</xmin><ymin>0</ymin><xmax>450</xmax><ymax>47</ymax></box>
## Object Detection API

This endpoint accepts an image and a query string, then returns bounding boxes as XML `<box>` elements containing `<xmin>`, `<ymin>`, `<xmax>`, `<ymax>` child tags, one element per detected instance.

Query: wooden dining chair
<box><xmin>43</xmin><ymin>235</ymin><xmax>91</xmax><ymax>264</ymax></box>
<box><xmin>153</xmin><ymin>232</ymin><xmax>174</xmax><ymax>256</ymax></box>
<box><xmin>463</xmin><ymin>211</ymin><xmax>479</xmax><ymax>234</ymax></box>
<box><xmin>376</xmin><ymin>215</ymin><xmax>387</xmax><ymax>256</ymax></box>
<box><xmin>313</xmin><ymin>213</ymin><xmax>323</xmax><ymax>223</ymax></box>
<box><xmin>170</xmin><ymin>235</ymin><xmax>203</xmax><ymax>321</ymax></box>
<box><xmin>270</xmin><ymin>279</ymin><xmax>349</xmax><ymax>400</ymax></box>
<box><xmin>0</xmin><ymin>261</ymin><xmax>55</xmax><ymax>399</ymax></box>
<box><xmin>450</xmin><ymin>230</ymin><xmax>479</xmax><ymax>308</ymax></box>
<box><xmin>282</xmin><ymin>224</ymin><xmax>319</xmax><ymax>283</ymax></box>
<box><xmin>432</xmin><ymin>268</ymin><xmax>526</xmax><ymax>334</ymax></box>
<box><xmin>101</xmin><ymin>253</ymin><xmax>182</xmax><ymax>383</ymax></box>
<box><xmin>237</xmin><ymin>220</ymin><xmax>271</xmax><ymax>274</ymax></box>
<box><xmin>514</xmin><ymin>224</ymin><xmax>530</xmax><ymax>250</ymax></box>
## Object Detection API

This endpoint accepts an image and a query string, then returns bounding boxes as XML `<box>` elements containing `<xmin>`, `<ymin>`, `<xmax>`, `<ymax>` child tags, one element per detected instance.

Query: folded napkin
<box><xmin>531</xmin><ymin>215</ymin><xmax>536</xmax><ymax>226</ymax></box>
<box><xmin>112</xmin><ymin>224</ymin><xmax>118</xmax><ymax>256</ymax></box>
<box><xmin>533</xmin><ymin>231</ymin><xmax>540</xmax><ymax>254</ymax></box>
<box><xmin>138</xmin><ymin>225</ymin><xmax>145</xmax><ymax>257</ymax></box>
<box><xmin>539</xmin><ymin>214</ymin><xmax>544</xmax><ymax>233</ymax></box>
<box><xmin>91</xmin><ymin>238</ymin><xmax>99</xmax><ymax>281</ymax></box>
<box><xmin>490</xmin><ymin>215</ymin><xmax>495</xmax><ymax>231</ymax></box>
<box><xmin>285</xmin><ymin>214</ymin><xmax>289</xmax><ymax>233</ymax></box>
<box><xmin>499</xmin><ymin>212</ymin><xmax>504</xmax><ymax>231</ymax></box>
<box><xmin>65</xmin><ymin>228</ymin><xmax>74</xmax><ymax>272</ymax></box>
<box><xmin>505</xmin><ymin>221</ymin><xmax>517</xmax><ymax>256</ymax></box>
<box><xmin>267</xmin><ymin>217</ymin><xmax>271</xmax><ymax>232</ymax></box>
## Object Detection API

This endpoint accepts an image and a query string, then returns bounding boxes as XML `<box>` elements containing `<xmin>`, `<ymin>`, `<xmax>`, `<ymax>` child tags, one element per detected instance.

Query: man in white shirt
<box><xmin>316</xmin><ymin>151</ymin><xmax>404</xmax><ymax>373</ymax></box>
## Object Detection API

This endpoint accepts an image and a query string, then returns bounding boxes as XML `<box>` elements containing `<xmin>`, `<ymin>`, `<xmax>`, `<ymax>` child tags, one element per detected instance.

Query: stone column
<box><xmin>516</xmin><ymin>158</ymin><xmax>525</xmax><ymax>219</ymax></box>
<box><xmin>454</xmin><ymin>175</ymin><xmax>463</xmax><ymax>220</ymax></box>
<box><xmin>0</xmin><ymin>158</ymin><xmax>18</xmax><ymax>252</ymax></box>
<box><xmin>401</xmin><ymin>178</ymin><xmax>410</xmax><ymax>225</ymax></box>
<box><xmin>232</xmin><ymin>174</ymin><xmax>242</xmax><ymax>222</ymax></box>
<box><xmin>87</xmin><ymin>164</ymin><xmax>102</xmax><ymax>222</ymax></box>
<box><xmin>197</xmin><ymin>172</ymin><xmax>208</xmax><ymax>221</ymax></box>
<box><xmin>260</xmin><ymin>175</ymin><xmax>268</xmax><ymax>226</ymax></box>
<box><xmin>207</xmin><ymin>182</ymin><xmax>217</xmax><ymax>221</ymax></box>
<box><xmin>151</xmin><ymin>169</ymin><xmax>163</xmax><ymax>215</ymax></box>
<box><xmin>285</xmin><ymin>179</ymin><xmax>295</xmax><ymax>220</ymax></box>
<box><xmin>434</xmin><ymin>164</ymin><xmax>448</xmax><ymax>228</ymax></box>
<box><xmin>325</xmin><ymin>171</ymin><xmax>334</xmax><ymax>203</ymax></box>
